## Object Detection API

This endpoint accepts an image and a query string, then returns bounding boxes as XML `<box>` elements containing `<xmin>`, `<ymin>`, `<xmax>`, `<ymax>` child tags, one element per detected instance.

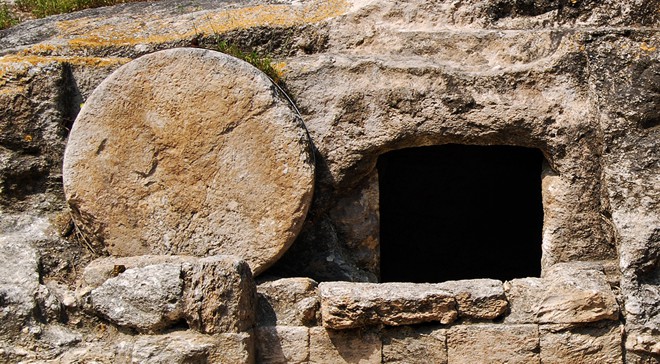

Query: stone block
<box><xmin>437</xmin><ymin>279</ymin><xmax>508</xmax><ymax>320</ymax></box>
<box><xmin>256</xmin><ymin>326</ymin><xmax>309</xmax><ymax>364</ymax></box>
<box><xmin>183</xmin><ymin>255</ymin><xmax>256</xmax><ymax>334</ymax></box>
<box><xmin>89</xmin><ymin>263</ymin><xmax>184</xmax><ymax>333</ymax></box>
<box><xmin>540</xmin><ymin>323</ymin><xmax>623</xmax><ymax>363</ymax></box>
<box><xmin>122</xmin><ymin>330</ymin><xmax>254</xmax><ymax>364</ymax></box>
<box><xmin>319</xmin><ymin>282</ymin><xmax>457</xmax><ymax>329</ymax></box>
<box><xmin>309</xmin><ymin>327</ymin><xmax>381</xmax><ymax>364</ymax></box>
<box><xmin>212</xmin><ymin>331</ymin><xmax>255</xmax><ymax>364</ymax></box>
<box><xmin>504</xmin><ymin>266</ymin><xmax>619</xmax><ymax>324</ymax></box>
<box><xmin>257</xmin><ymin>277</ymin><xmax>319</xmax><ymax>327</ymax></box>
<box><xmin>85</xmin><ymin>255</ymin><xmax>256</xmax><ymax>334</ymax></box>
<box><xmin>447</xmin><ymin>324</ymin><xmax>540</xmax><ymax>364</ymax></box>
<box><xmin>382</xmin><ymin>325</ymin><xmax>447</xmax><ymax>364</ymax></box>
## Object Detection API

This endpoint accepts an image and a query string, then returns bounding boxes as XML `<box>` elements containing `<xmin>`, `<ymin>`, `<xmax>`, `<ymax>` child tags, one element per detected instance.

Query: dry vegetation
<box><xmin>0</xmin><ymin>0</ymin><xmax>146</xmax><ymax>29</ymax></box>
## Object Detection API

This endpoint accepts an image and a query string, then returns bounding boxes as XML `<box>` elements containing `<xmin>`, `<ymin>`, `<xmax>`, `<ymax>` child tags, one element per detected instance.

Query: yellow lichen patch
<box><xmin>0</xmin><ymin>54</ymin><xmax>129</xmax><ymax>88</ymax></box>
<box><xmin>272</xmin><ymin>61</ymin><xmax>288</xmax><ymax>77</ymax></box>
<box><xmin>57</xmin><ymin>0</ymin><xmax>350</xmax><ymax>48</ymax></box>
<box><xmin>640</xmin><ymin>42</ymin><xmax>657</xmax><ymax>52</ymax></box>
<box><xmin>0</xmin><ymin>86</ymin><xmax>26</xmax><ymax>96</ymax></box>
<box><xmin>0</xmin><ymin>54</ymin><xmax>130</xmax><ymax>69</ymax></box>
<box><xmin>16</xmin><ymin>43</ymin><xmax>62</xmax><ymax>56</ymax></box>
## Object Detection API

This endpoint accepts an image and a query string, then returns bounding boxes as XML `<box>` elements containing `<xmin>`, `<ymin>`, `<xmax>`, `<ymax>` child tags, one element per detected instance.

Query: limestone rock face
<box><xmin>89</xmin><ymin>263</ymin><xmax>184</xmax><ymax>333</ymax></box>
<box><xmin>0</xmin><ymin>0</ymin><xmax>659</xmax><ymax>361</ymax></box>
<box><xmin>319</xmin><ymin>282</ymin><xmax>457</xmax><ymax>329</ymax></box>
<box><xmin>62</xmin><ymin>48</ymin><xmax>314</xmax><ymax>275</ymax></box>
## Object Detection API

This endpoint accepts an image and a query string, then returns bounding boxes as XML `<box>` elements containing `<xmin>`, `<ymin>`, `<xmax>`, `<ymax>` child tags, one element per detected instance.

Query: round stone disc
<box><xmin>63</xmin><ymin>48</ymin><xmax>314</xmax><ymax>275</ymax></box>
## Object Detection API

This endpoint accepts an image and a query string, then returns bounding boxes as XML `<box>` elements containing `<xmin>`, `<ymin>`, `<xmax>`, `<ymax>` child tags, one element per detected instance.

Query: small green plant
<box><xmin>215</xmin><ymin>38</ymin><xmax>282</xmax><ymax>85</ymax></box>
<box><xmin>0</xmin><ymin>3</ymin><xmax>18</xmax><ymax>30</ymax></box>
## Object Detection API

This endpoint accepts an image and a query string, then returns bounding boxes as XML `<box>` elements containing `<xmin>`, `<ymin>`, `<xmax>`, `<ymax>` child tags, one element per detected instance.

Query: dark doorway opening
<box><xmin>377</xmin><ymin>144</ymin><xmax>544</xmax><ymax>283</ymax></box>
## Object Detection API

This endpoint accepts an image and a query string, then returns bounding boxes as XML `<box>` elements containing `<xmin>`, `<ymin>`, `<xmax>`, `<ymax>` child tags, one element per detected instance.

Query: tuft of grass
<box><xmin>0</xmin><ymin>3</ymin><xmax>19</xmax><ymax>30</ymax></box>
<box><xmin>215</xmin><ymin>39</ymin><xmax>282</xmax><ymax>85</ymax></box>
<box><xmin>16</xmin><ymin>0</ymin><xmax>138</xmax><ymax>19</ymax></box>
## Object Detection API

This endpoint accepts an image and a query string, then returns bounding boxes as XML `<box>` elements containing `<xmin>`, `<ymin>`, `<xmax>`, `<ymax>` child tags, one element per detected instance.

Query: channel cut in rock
<box><xmin>378</xmin><ymin>144</ymin><xmax>544</xmax><ymax>283</ymax></box>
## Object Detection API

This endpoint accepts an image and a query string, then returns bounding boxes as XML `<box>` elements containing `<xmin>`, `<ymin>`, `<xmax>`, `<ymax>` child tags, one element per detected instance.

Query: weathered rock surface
<box><xmin>89</xmin><ymin>263</ymin><xmax>184</xmax><ymax>333</ymax></box>
<box><xmin>625</xmin><ymin>333</ymin><xmax>660</xmax><ymax>357</ymax></box>
<box><xmin>0</xmin><ymin>215</ymin><xmax>64</xmax><ymax>338</ymax></box>
<box><xmin>123</xmin><ymin>331</ymin><xmax>254</xmax><ymax>364</ymax></box>
<box><xmin>319</xmin><ymin>282</ymin><xmax>457</xmax><ymax>329</ymax></box>
<box><xmin>81</xmin><ymin>254</ymin><xmax>196</xmax><ymax>290</ymax></box>
<box><xmin>256</xmin><ymin>277</ymin><xmax>319</xmax><ymax>327</ymax></box>
<box><xmin>0</xmin><ymin>0</ymin><xmax>659</xmax><ymax>362</ymax></box>
<box><xmin>255</xmin><ymin>326</ymin><xmax>309</xmax><ymax>364</ymax></box>
<box><xmin>382</xmin><ymin>325</ymin><xmax>447</xmax><ymax>364</ymax></box>
<box><xmin>0</xmin><ymin>230</ymin><xmax>40</xmax><ymax>336</ymax></box>
<box><xmin>505</xmin><ymin>265</ymin><xmax>619</xmax><ymax>324</ymax></box>
<box><xmin>309</xmin><ymin>327</ymin><xmax>381</xmax><ymax>364</ymax></box>
<box><xmin>83</xmin><ymin>254</ymin><xmax>256</xmax><ymax>334</ymax></box>
<box><xmin>183</xmin><ymin>255</ymin><xmax>256</xmax><ymax>334</ymax></box>
<box><xmin>437</xmin><ymin>279</ymin><xmax>508</xmax><ymax>320</ymax></box>
<box><xmin>447</xmin><ymin>324</ymin><xmax>540</xmax><ymax>364</ymax></box>
<box><xmin>62</xmin><ymin>47</ymin><xmax>314</xmax><ymax>275</ymax></box>
<box><xmin>540</xmin><ymin>323</ymin><xmax>623</xmax><ymax>364</ymax></box>
<box><xmin>40</xmin><ymin>330</ymin><xmax>254</xmax><ymax>363</ymax></box>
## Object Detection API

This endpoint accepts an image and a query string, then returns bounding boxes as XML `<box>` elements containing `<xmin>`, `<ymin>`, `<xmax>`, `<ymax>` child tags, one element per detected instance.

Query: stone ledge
<box><xmin>319</xmin><ymin>282</ymin><xmax>458</xmax><ymax>329</ymax></box>
<box><xmin>320</xmin><ymin>266</ymin><xmax>619</xmax><ymax>330</ymax></box>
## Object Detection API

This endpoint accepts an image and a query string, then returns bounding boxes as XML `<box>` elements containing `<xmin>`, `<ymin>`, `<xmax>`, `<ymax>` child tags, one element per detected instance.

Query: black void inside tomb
<box><xmin>377</xmin><ymin>144</ymin><xmax>544</xmax><ymax>283</ymax></box>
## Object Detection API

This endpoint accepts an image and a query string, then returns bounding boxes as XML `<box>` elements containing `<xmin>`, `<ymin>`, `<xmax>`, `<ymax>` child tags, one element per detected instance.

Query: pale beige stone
<box><xmin>122</xmin><ymin>331</ymin><xmax>254</xmax><ymax>364</ymax></box>
<box><xmin>63</xmin><ymin>48</ymin><xmax>314</xmax><ymax>275</ymax></box>
<box><xmin>81</xmin><ymin>255</ymin><xmax>196</xmax><ymax>290</ymax></box>
<box><xmin>211</xmin><ymin>331</ymin><xmax>255</xmax><ymax>364</ymax></box>
<box><xmin>504</xmin><ymin>266</ymin><xmax>619</xmax><ymax>324</ymax></box>
<box><xmin>89</xmin><ymin>263</ymin><xmax>184</xmax><ymax>333</ymax></box>
<box><xmin>437</xmin><ymin>279</ymin><xmax>508</xmax><ymax>320</ymax></box>
<box><xmin>382</xmin><ymin>325</ymin><xmax>447</xmax><ymax>364</ymax></box>
<box><xmin>319</xmin><ymin>282</ymin><xmax>457</xmax><ymax>329</ymax></box>
<box><xmin>183</xmin><ymin>255</ymin><xmax>256</xmax><ymax>334</ymax></box>
<box><xmin>81</xmin><ymin>255</ymin><xmax>256</xmax><ymax>335</ymax></box>
<box><xmin>257</xmin><ymin>277</ymin><xmax>319</xmax><ymax>326</ymax></box>
<box><xmin>255</xmin><ymin>326</ymin><xmax>309</xmax><ymax>364</ymax></box>
<box><xmin>447</xmin><ymin>324</ymin><xmax>540</xmax><ymax>364</ymax></box>
<box><xmin>33</xmin><ymin>330</ymin><xmax>254</xmax><ymax>363</ymax></box>
<box><xmin>625</xmin><ymin>333</ymin><xmax>660</xmax><ymax>356</ymax></box>
<box><xmin>309</xmin><ymin>327</ymin><xmax>381</xmax><ymax>364</ymax></box>
<box><xmin>540</xmin><ymin>323</ymin><xmax>623</xmax><ymax>364</ymax></box>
